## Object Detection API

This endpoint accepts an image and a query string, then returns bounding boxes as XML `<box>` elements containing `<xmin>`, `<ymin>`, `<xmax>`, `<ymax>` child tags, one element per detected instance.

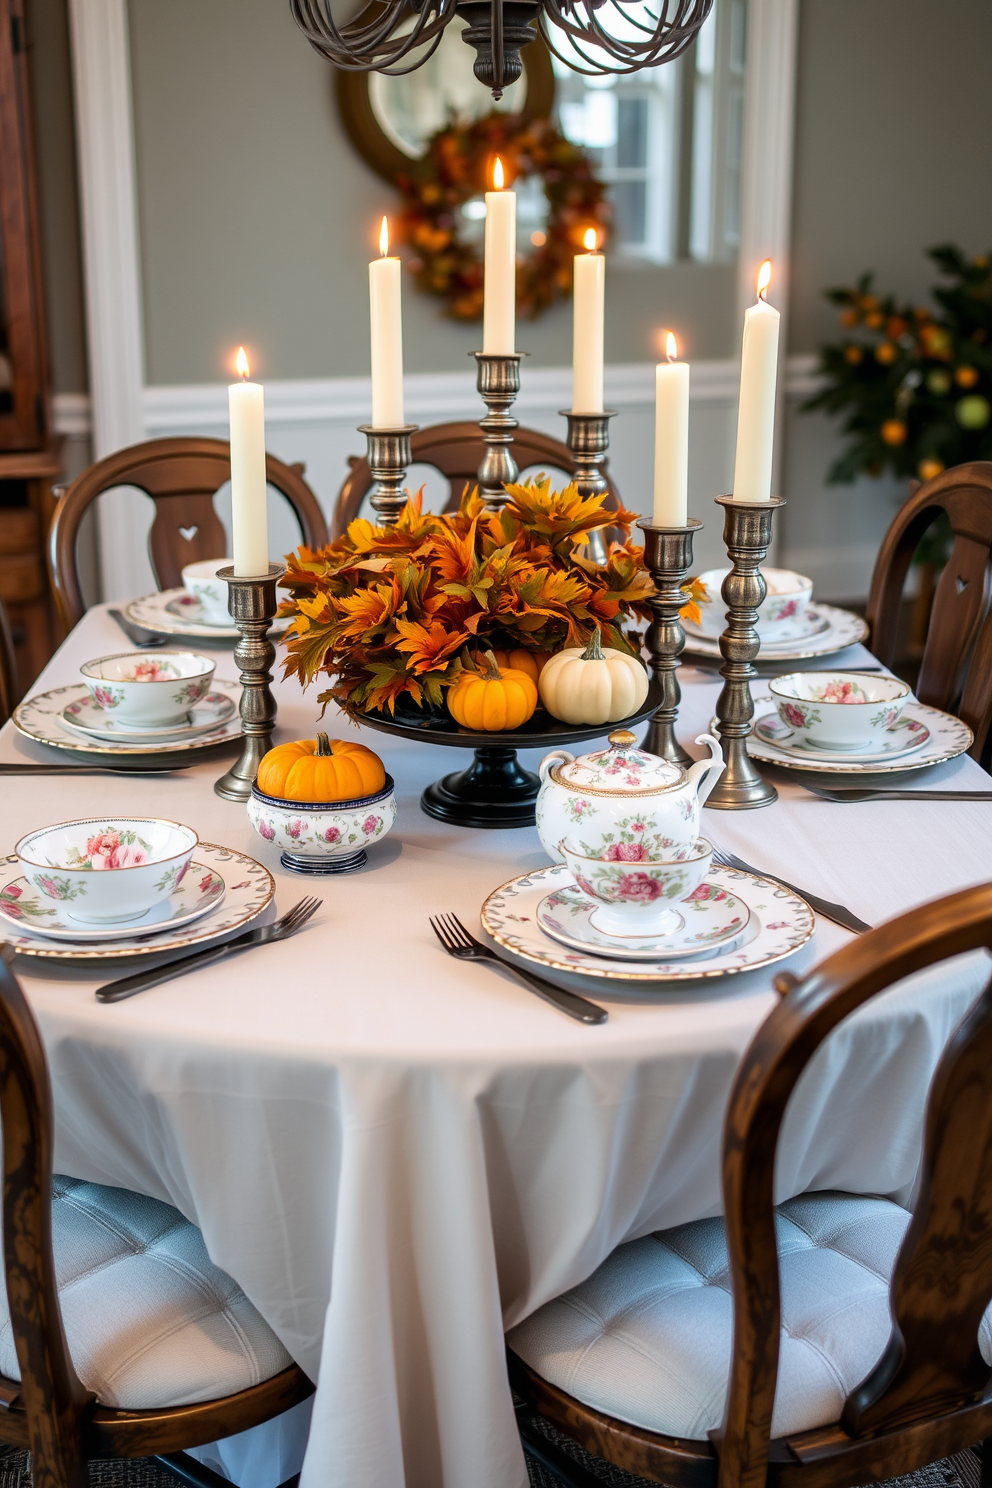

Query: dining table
<box><xmin>2</xmin><ymin>601</ymin><xmax>991</xmax><ymax>1488</ymax></box>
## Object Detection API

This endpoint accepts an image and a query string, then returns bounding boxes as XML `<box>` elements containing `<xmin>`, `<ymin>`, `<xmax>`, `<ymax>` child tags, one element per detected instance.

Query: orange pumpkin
<box><xmin>448</xmin><ymin>652</ymin><xmax>538</xmax><ymax>731</ymax></box>
<box><xmin>256</xmin><ymin>733</ymin><xmax>386</xmax><ymax>802</ymax></box>
<box><xmin>483</xmin><ymin>647</ymin><xmax>552</xmax><ymax>685</ymax></box>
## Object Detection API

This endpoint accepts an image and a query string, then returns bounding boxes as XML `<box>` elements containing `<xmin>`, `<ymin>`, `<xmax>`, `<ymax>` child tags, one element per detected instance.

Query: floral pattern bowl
<box><xmin>182</xmin><ymin>559</ymin><xmax>232</xmax><ymax>627</ymax></box>
<box><xmin>15</xmin><ymin>817</ymin><xmax>197</xmax><ymax>924</ymax></box>
<box><xmin>79</xmin><ymin>651</ymin><xmax>215</xmax><ymax>728</ymax></box>
<box><xmin>769</xmin><ymin>671</ymin><xmax>911</xmax><ymax>751</ymax></box>
<box><xmin>559</xmin><ymin>835</ymin><xmax>713</xmax><ymax>938</ymax></box>
<box><xmin>694</xmin><ymin>567</ymin><xmax>813</xmax><ymax>638</ymax></box>
<box><xmin>248</xmin><ymin>776</ymin><xmax>396</xmax><ymax>874</ymax></box>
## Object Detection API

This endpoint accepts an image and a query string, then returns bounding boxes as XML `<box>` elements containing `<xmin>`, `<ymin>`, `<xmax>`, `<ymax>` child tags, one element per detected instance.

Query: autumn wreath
<box><xmin>396</xmin><ymin>112</ymin><xmax>610</xmax><ymax>322</ymax></box>
<box><xmin>277</xmin><ymin>479</ymin><xmax>687</xmax><ymax>720</ymax></box>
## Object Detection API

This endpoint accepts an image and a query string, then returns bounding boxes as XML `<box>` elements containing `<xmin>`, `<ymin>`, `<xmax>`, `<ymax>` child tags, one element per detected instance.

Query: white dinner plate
<box><xmin>481</xmin><ymin>864</ymin><xmax>814</xmax><ymax>984</ymax></box>
<box><xmin>60</xmin><ymin>688</ymin><xmax>236</xmax><ymax>743</ymax></box>
<box><xmin>683</xmin><ymin>604</ymin><xmax>868</xmax><ymax>661</ymax></box>
<box><xmin>14</xmin><ymin>681</ymin><xmax>242</xmax><ymax>764</ymax></box>
<box><xmin>738</xmin><ymin>693</ymin><xmax>974</xmax><ymax>776</ymax></box>
<box><xmin>684</xmin><ymin>608</ymin><xmax>831</xmax><ymax>647</ymax></box>
<box><xmin>536</xmin><ymin>880</ymin><xmax>751</xmax><ymax>961</ymax></box>
<box><xmin>0</xmin><ymin>859</ymin><xmax>226</xmax><ymax>942</ymax></box>
<box><xmin>0</xmin><ymin>842</ymin><xmax>273</xmax><ymax>960</ymax></box>
<box><xmin>752</xmin><ymin>710</ymin><xmax>931</xmax><ymax>764</ymax></box>
<box><xmin>126</xmin><ymin>589</ymin><xmax>291</xmax><ymax>641</ymax></box>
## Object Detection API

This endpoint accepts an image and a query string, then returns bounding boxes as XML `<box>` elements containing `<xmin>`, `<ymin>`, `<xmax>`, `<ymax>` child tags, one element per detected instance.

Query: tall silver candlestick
<box><xmin>704</xmin><ymin>494</ymin><xmax>785</xmax><ymax>810</ymax></box>
<box><xmin>562</xmin><ymin>410</ymin><xmax>616</xmax><ymax>501</ymax></box>
<box><xmin>473</xmin><ymin>351</ymin><xmax>522</xmax><ymax>512</ymax></box>
<box><xmin>214</xmin><ymin>563</ymin><xmax>285</xmax><ymax>802</ymax></box>
<box><xmin>358</xmin><ymin>424</ymin><xmax>419</xmax><ymax>526</ymax></box>
<box><xmin>638</xmin><ymin>518</ymin><xmax>702</xmax><ymax>767</ymax></box>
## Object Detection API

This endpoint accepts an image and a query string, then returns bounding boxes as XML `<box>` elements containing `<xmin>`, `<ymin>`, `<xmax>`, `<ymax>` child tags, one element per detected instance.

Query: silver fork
<box><xmin>430</xmin><ymin>912</ymin><xmax>608</xmax><ymax>1025</ymax></box>
<box><xmin>710</xmin><ymin>847</ymin><xmax>871</xmax><ymax>935</ymax></box>
<box><xmin>95</xmin><ymin>896</ymin><xmax>322</xmax><ymax>1003</ymax></box>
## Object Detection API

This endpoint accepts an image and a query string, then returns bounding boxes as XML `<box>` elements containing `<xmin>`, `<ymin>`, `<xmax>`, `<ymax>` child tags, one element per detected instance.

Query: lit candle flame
<box><xmin>235</xmin><ymin>346</ymin><xmax>250</xmax><ymax>380</ymax></box>
<box><xmin>493</xmin><ymin>156</ymin><xmax>504</xmax><ymax>191</ymax></box>
<box><xmin>666</xmin><ymin>331</ymin><xmax>678</xmax><ymax>363</ymax></box>
<box><xmin>757</xmin><ymin>259</ymin><xmax>772</xmax><ymax>300</ymax></box>
<box><xmin>583</xmin><ymin>227</ymin><xmax>598</xmax><ymax>252</ymax></box>
<box><xmin>379</xmin><ymin>216</ymin><xmax>389</xmax><ymax>257</ymax></box>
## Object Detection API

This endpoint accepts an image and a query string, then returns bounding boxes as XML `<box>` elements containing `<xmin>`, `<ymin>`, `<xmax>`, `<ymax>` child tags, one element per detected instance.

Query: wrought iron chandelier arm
<box><xmin>290</xmin><ymin>0</ymin><xmax>456</xmax><ymax>70</ymax></box>
<box><xmin>538</xmin><ymin>0</ymin><xmax>710</xmax><ymax>70</ymax></box>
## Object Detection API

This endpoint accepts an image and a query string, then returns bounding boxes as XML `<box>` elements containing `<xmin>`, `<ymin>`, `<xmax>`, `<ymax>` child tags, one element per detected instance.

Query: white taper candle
<box><xmin>229</xmin><ymin>347</ymin><xmax>268</xmax><ymax>577</ymax></box>
<box><xmin>732</xmin><ymin>260</ymin><xmax>780</xmax><ymax>501</ymax></box>
<box><xmin>483</xmin><ymin>157</ymin><xmax>516</xmax><ymax>355</ymax></box>
<box><xmin>370</xmin><ymin>216</ymin><xmax>404</xmax><ymax>428</ymax></box>
<box><xmin>652</xmin><ymin>332</ymin><xmax>690</xmax><ymax>526</ymax></box>
<box><xmin>572</xmin><ymin>229</ymin><xmax>605</xmax><ymax>413</ymax></box>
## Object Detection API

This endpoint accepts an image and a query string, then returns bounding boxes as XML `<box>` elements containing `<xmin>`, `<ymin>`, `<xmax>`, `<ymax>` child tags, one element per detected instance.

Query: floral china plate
<box><xmin>125</xmin><ymin>589</ymin><xmax>291</xmax><ymax>641</ymax></box>
<box><xmin>60</xmin><ymin>688</ymin><xmax>236</xmax><ymax>743</ymax></box>
<box><xmin>683</xmin><ymin>604</ymin><xmax>868</xmax><ymax>662</ymax></box>
<box><xmin>0</xmin><ymin>842</ymin><xmax>273</xmax><ymax>960</ymax></box>
<box><xmin>683</xmin><ymin>607</ymin><xmax>831</xmax><ymax>648</ymax></box>
<box><xmin>0</xmin><ymin>859</ymin><xmax>226</xmax><ymax>942</ymax></box>
<box><xmin>739</xmin><ymin>693</ymin><xmax>974</xmax><ymax>776</ymax></box>
<box><xmin>536</xmin><ymin>880</ymin><xmax>751</xmax><ymax>962</ymax></box>
<box><xmin>753</xmin><ymin>710</ymin><xmax>931</xmax><ymax>763</ymax></box>
<box><xmin>481</xmin><ymin>864</ymin><xmax>814</xmax><ymax>984</ymax></box>
<box><xmin>14</xmin><ymin>682</ymin><xmax>242</xmax><ymax>764</ymax></box>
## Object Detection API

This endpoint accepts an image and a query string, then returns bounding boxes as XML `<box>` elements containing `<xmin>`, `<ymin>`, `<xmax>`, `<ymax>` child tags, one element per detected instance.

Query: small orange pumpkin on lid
<box><xmin>256</xmin><ymin>733</ymin><xmax>386</xmax><ymax>802</ymax></box>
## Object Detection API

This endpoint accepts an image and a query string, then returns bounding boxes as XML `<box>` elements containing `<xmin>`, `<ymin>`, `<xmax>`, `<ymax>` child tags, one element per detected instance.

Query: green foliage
<box><xmin>802</xmin><ymin>244</ymin><xmax>992</xmax><ymax>484</ymax></box>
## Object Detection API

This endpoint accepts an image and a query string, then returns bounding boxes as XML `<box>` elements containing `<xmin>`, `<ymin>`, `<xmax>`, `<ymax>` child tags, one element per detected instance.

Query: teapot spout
<box><xmin>685</xmin><ymin>734</ymin><xmax>726</xmax><ymax>807</ymax></box>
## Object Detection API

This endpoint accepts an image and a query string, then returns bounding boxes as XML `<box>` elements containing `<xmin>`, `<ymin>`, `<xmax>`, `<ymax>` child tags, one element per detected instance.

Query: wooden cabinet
<box><xmin>0</xmin><ymin>0</ymin><xmax>61</xmax><ymax>699</ymax></box>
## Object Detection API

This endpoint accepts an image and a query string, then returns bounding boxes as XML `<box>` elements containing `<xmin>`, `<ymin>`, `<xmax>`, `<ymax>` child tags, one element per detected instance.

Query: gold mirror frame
<box><xmin>336</xmin><ymin>36</ymin><xmax>556</xmax><ymax>185</ymax></box>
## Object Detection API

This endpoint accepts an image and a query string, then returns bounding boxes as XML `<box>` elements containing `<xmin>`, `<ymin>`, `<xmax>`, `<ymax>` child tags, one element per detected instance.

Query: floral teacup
<box><xmin>80</xmin><ymin>651</ymin><xmax>215</xmax><ymax>728</ymax></box>
<box><xmin>248</xmin><ymin>776</ymin><xmax>396</xmax><ymax>874</ymax></box>
<box><xmin>560</xmin><ymin>836</ymin><xmax>713</xmax><ymax>938</ymax></box>
<box><xmin>769</xmin><ymin>671</ymin><xmax>911</xmax><ymax>751</ymax></box>
<box><xmin>182</xmin><ymin>559</ymin><xmax>232</xmax><ymax>626</ymax></box>
<box><xmin>15</xmin><ymin>817</ymin><xmax>197</xmax><ymax>923</ymax></box>
<box><xmin>695</xmin><ymin>567</ymin><xmax>813</xmax><ymax>638</ymax></box>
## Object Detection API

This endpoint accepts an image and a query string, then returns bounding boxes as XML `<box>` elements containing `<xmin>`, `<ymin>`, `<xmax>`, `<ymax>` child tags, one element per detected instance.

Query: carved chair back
<box><xmin>0</xmin><ymin>592</ymin><xmax>18</xmax><ymax>723</ymax></box>
<box><xmin>49</xmin><ymin>437</ymin><xmax>329</xmax><ymax>629</ymax></box>
<box><xmin>333</xmin><ymin>420</ymin><xmax>621</xmax><ymax>538</ymax></box>
<box><xmin>719</xmin><ymin>882</ymin><xmax>992</xmax><ymax>1488</ymax></box>
<box><xmin>866</xmin><ymin>462</ymin><xmax>992</xmax><ymax>767</ymax></box>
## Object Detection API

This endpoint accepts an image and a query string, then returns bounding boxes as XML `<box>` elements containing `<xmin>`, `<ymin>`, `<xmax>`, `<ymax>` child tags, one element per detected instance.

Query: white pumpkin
<box><xmin>539</xmin><ymin>627</ymin><xmax>649</xmax><ymax>726</ymax></box>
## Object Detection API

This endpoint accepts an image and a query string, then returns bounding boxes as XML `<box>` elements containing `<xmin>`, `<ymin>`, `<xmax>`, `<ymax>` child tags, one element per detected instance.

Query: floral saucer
<box><xmin>60</xmin><ymin>689</ymin><xmax>236</xmax><ymax>743</ymax></box>
<box><xmin>125</xmin><ymin>589</ymin><xmax>291</xmax><ymax>641</ymax></box>
<box><xmin>683</xmin><ymin>604</ymin><xmax>868</xmax><ymax>662</ymax></box>
<box><xmin>0</xmin><ymin>859</ymin><xmax>226</xmax><ymax>942</ymax></box>
<box><xmin>536</xmin><ymin>880</ymin><xmax>751</xmax><ymax>962</ymax></box>
<box><xmin>14</xmin><ymin>682</ymin><xmax>242</xmax><ymax>766</ymax></box>
<box><xmin>684</xmin><ymin>607</ymin><xmax>831</xmax><ymax>648</ymax></box>
<box><xmin>0</xmin><ymin>842</ymin><xmax>273</xmax><ymax>960</ymax></box>
<box><xmin>481</xmin><ymin>864</ymin><xmax>814</xmax><ymax>984</ymax></box>
<box><xmin>740</xmin><ymin>693</ymin><xmax>973</xmax><ymax>776</ymax></box>
<box><xmin>753</xmin><ymin>710</ymin><xmax>931</xmax><ymax>763</ymax></box>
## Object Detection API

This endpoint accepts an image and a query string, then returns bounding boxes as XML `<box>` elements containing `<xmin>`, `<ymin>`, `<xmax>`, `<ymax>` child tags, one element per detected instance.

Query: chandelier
<box><xmin>289</xmin><ymin>0</ymin><xmax>713</xmax><ymax>100</ymax></box>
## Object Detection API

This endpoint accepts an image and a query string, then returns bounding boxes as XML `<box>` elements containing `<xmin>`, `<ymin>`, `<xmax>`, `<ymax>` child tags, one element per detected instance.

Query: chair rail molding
<box><xmin>67</xmin><ymin>0</ymin><xmax>151</xmax><ymax>602</ymax></box>
<box><xmin>66</xmin><ymin>0</ymin><xmax>800</xmax><ymax>601</ymax></box>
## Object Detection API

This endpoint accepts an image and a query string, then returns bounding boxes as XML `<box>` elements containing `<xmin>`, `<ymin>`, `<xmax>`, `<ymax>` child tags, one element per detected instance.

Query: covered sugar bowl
<box><xmin>535</xmin><ymin>729</ymin><xmax>725</xmax><ymax>865</ymax></box>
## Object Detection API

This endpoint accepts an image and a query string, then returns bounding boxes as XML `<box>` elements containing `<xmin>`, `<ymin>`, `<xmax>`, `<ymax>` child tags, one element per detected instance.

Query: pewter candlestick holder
<box><xmin>358</xmin><ymin>424</ymin><xmax>419</xmax><ymax>526</ymax></box>
<box><xmin>704</xmin><ymin>495</ymin><xmax>785</xmax><ymax>811</ymax></box>
<box><xmin>214</xmin><ymin>563</ymin><xmax>285</xmax><ymax>802</ymax></box>
<box><xmin>562</xmin><ymin>410</ymin><xmax>616</xmax><ymax>501</ymax></box>
<box><xmin>474</xmin><ymin>351</ymin><xmax>522</xmax><ymax>511</ymax></box>
<box><xmin>638</xmin><ymin>517</ymin><xmax>703</xmax><ymax>767</ymax></box>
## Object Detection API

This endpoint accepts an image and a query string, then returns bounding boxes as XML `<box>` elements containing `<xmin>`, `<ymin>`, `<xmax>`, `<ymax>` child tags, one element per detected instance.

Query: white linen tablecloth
<box><xmin>2</xmin><ymin>605</ymin><xmax>991</xmax><ymax>1488</ymax></box>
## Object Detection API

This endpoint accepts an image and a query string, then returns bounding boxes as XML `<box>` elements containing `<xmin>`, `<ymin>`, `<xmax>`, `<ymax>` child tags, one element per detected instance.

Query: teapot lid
<box><xmin>552</xmin><ymin>729</ymin><xmax>685</xmax><ymax>796</ymax></box>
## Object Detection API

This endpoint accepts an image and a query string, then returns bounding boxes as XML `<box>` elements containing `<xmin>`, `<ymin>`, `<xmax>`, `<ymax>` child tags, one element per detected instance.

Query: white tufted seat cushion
<box><xmin>509</xmin><ymin>1191</ymin><xmax>992</xmax><ymax>1441</ymax></box>
<box><xmin>0</xmin><ymin>1177</ymin><xmax>294</xmax><ymax>1410</ymax></box>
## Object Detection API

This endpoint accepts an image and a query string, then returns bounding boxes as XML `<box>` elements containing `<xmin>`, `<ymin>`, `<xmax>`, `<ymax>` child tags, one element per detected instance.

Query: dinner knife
<box><xmin>713</xmin><ymin>848</ymin><xmax>872</xmax><ymax>935</ymax></box>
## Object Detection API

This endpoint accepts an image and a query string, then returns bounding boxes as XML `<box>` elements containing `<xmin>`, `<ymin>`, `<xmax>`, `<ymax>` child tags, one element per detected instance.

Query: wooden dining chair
<box><xmin>48</xmin><ymin>436</ymin><xmax>330</xmax><ymax>630</ymax></box>
<box><xmin>0</xmin><ymin>592</ymin><xmax>18</xmax><ymax>725</ymax></box>
<box><xmin>509</xmin><ymin>880</ymin><xmax>992</xmax><ymax>1488</ymax></box>
<box><xmin>332</xmin><ymin>420</ymin><xmax>621</xmax><ymax>539</ymax></box>
<box><xmin>866</xmin><ymin>461</ymin><xmax>992</xmax><ymax>769</ymax></box>
<box><xmin>0</xmin><ymin>946</ymin><xmax>313</xmax><ymax>1488</ymax></box>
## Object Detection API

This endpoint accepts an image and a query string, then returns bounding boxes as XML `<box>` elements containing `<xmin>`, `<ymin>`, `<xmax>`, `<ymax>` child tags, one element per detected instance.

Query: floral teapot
<box><xmin>535</xmin><ymin>729</ymin><xmax>725</xmax><ymax>865</ymax></box>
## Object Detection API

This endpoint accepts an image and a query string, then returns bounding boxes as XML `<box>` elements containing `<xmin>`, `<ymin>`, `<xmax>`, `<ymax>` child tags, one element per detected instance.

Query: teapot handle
<box><xmin>685</xmin><ymin>733</ymin><xmax>726</xmax><ymax>807</ymax></box>
<box><xmin>539</xmin><ymin>749</ymin><xmax>574</xmax><ymax>784</ymax></box>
